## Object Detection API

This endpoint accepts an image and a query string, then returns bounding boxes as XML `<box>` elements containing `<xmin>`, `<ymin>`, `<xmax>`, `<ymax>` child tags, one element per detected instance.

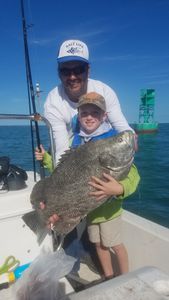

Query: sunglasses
<box><xmin>59</xmin><ymin>64</ymin><xmax>87</xmax><ymax>77</ymax></box>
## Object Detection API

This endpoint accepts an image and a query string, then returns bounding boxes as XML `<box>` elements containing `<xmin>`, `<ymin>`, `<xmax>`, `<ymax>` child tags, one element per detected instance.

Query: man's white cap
<box><xmin>57</xmin><ymin>40</ymin><xmax>89</xmax><ymax>64</ymax></box>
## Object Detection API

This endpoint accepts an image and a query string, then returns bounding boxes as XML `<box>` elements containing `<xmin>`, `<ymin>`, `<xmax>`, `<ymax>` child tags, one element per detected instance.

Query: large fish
<box><xmin>25</xmin><ymin>130</ymin><xmax>135</xmax><ymax>237</ymax></box>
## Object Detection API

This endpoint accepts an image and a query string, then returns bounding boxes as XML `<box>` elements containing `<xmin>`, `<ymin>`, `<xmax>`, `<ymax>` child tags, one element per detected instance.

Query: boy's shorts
<box><xmin>87</xmin><ymin>216</ymin><xmax>122</xmax><ymax>248</ymax></box>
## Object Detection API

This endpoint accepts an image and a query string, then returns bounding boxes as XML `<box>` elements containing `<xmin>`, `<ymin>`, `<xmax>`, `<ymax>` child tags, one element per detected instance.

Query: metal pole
<box><xmin>20</xmin><ymin>0</ymin><xmax>45</xmax><ymax>179</ymax></box>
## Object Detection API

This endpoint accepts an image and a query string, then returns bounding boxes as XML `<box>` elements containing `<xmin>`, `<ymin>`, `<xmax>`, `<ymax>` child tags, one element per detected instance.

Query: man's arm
<box><xmin>103</xmin><ymin>83</ymin><xmax>134</xmax><ymax>133</ymax></box>
<box><xmin>103</xmin><ymin>85</ymin><xmax>138</xmax><ymax>149</ymax></box>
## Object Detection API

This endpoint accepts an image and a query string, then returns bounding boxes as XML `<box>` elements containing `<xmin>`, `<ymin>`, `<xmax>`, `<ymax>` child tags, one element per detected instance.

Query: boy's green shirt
<box><xmin>42</xmin><ymin>152</ymin><xmax>140</xmax><ymax>224</ymax></box>
<box><xmin>87</xmin><ymin>164</ymin><xmax>140</xmax><ymax>224</ymax></box>
<box><xmin>43</xmin><ymin>151</ymin><xmax>53</xmax><ymax>173</ymax></box>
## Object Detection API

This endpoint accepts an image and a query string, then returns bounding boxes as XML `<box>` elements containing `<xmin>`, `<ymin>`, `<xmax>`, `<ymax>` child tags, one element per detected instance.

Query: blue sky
<box><xmin>0</xmin><ymin>0</ymin><xmax>169</xmax><ymax>125</ymax></box>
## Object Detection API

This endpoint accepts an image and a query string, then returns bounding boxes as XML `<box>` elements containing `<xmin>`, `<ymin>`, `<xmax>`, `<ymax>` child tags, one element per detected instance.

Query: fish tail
<box><xmin>22</xmin><ymin>210</ymin><xmax>48</xmax><ymax>245</ymax></box>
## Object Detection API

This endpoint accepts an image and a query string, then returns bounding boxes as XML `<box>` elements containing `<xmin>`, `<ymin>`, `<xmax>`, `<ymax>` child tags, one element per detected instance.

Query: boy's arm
<box><xmin>118</xmin><ymin>164</ymin><xmax>140</xmax><ymax>200</ymax></box>
<box><xmin>43</xmin><ymin>152</ymin><xmax>53</xmax><ymax>173</ymax></box>
<box><xmin>88</xmin><ymin>164</ymin><xmax>140</xmax><ymax>201</ymax></box>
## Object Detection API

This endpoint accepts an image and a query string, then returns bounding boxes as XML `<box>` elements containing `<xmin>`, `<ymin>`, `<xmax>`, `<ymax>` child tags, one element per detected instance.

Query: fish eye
<box><xmin>118</xmin><ymin>137</ymin><xmax>123</xmax><ymax>142</ymax></box>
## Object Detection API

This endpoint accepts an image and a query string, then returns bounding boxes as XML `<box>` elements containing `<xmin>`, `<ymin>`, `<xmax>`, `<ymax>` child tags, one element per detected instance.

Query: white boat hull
<box><xmin>0</xmin><ymin>171</ymin><xmax>53</xmax><ymax>266</ymax></box>
<box><xmin>122</xmin><ymin>210</ymin><xmax>169</xmax><ymax>275</ymax></box>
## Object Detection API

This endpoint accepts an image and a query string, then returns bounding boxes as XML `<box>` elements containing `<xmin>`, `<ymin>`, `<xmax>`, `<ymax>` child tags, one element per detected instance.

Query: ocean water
<box><xmin>0</xmin><ymin>123</ymin><xmax>169</xmax><ymax>228</ymax></box>
<box><xmin>124</xmin><ymin>123</ymin><xmax>169</xmax><ymax>228</ymax></box>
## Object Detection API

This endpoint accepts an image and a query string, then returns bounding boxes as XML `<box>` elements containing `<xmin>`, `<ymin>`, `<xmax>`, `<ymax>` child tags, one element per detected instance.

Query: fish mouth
<box><xmin>106</xmin><ymin>156</ymin><xmax>134</xmax><ymax>173</ymax></box>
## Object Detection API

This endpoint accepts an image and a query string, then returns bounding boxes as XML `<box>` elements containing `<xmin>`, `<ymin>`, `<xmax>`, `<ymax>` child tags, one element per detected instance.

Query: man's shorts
<box><xmin>87</xmin><ymin>216</ymin><xmax>122</xmax><ymax>248</ymax></box>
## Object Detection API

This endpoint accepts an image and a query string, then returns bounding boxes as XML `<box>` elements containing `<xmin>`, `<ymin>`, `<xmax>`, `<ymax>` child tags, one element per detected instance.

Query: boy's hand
<box><xmin>35</xmin><ymin>144</ymin><xmax>46</xmax><ymax>161</ymax></box>
<box><xmin>88</xmin><ymin>173</ymin><xmax>124</xmax><ymax>201</ymax></box>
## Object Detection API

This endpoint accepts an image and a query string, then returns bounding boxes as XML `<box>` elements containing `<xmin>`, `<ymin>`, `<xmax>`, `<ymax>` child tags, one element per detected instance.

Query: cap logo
<box><xmin>67</xmin><ymin>47</ymin><xmax>83</xmax><ymax>56</ymax></box>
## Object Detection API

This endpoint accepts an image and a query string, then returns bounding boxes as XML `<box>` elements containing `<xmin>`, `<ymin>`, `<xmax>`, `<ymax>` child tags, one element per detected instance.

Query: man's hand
<box><xmin>88</xmin><ymin>173</ymin><xmax>124</xmax><ymax>201</ymax></box>
<box><xmin>39</xmin><ymin>202</ymin><xmax>60</xmax><ymax>229</ymax></box>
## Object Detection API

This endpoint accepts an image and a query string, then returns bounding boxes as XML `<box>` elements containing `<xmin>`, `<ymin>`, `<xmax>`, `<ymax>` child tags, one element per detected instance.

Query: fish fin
<box><xmin>22</xmin><ymin>210</ymin><xmax>48</xmax><ymax>245</ymax></box>
<box><xmin>52</xmin><ymin>232</ymin><xmax>65</xmax><ymax>251</ymax></box>
<box><xmin>57</xmin><ymin>148</ymin><xmax>77</xmax><ymax>165</ymax></box>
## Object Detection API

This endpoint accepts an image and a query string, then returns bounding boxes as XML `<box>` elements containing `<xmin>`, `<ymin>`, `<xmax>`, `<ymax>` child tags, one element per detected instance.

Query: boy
<box><xmin>36</xmin><ymin>92</ymin><xmax>140</xmax><ymax>279</ymax></box>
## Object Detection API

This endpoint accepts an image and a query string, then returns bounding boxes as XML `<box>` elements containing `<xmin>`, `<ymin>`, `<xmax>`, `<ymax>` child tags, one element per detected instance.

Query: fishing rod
<box><xmin>20</xmin><ymin>0</ymin><xmax>45</xmax><ymax>180</ymax></box>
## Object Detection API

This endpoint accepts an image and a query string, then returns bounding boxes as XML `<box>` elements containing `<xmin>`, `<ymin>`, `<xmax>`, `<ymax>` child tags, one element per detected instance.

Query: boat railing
<box><xmin>0</xmin><ymin>113</ymin><xmax>56</xmax><ymax>177</ymax></box>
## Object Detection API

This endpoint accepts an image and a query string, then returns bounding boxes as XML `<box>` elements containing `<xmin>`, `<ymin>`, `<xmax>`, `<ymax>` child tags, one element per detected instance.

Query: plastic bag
<box><xmin>0</xmin><ymin>248</ymin><xmax>76</xmax><ymax>300</ymax></box>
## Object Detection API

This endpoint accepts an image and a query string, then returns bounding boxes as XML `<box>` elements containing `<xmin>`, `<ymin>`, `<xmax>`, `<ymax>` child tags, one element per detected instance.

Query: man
<box><xmin>44</xmin><ymin>39</ymin><xmax>133</xmax><ymax>164</ymax></box>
